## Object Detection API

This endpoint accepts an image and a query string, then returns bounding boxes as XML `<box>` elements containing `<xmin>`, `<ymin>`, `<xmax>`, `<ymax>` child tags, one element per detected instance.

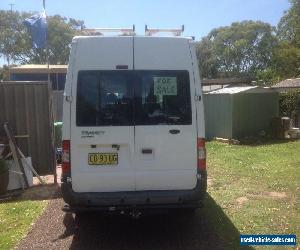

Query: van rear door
<box><xmin>71</xmin><ymin>37</ymin><xmax>135</xmax><ymax>192</ymax></box>
<box><xmin>133</xmin><ymin>37</ymin><xmax>198</xmax><ymax>191</ymax></box>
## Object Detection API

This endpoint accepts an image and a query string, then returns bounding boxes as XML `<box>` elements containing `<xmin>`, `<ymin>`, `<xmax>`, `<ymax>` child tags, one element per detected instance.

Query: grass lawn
<box><xmin>0</xmin><ymin>192</ymin><xmax>49</xmax><ymax>250</ymax></box>
<box><xmin>205</xmin><ymin>139</ymin><xmax>300</xmax><ymax>249</ymax></box>
<box><xmin>0</xmin><ymin>141</ymin><xmax>299</xmax><ymax>249</ymax></box>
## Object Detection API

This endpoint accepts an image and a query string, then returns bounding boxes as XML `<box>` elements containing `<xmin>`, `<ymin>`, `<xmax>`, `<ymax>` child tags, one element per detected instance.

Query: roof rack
<box><xmin>82</xmin><ymin>25</ymin><xmax>135</xmax><ymax>36</ymax></box>
<box><xmin>145</xmin><ymin>25</ymin><xmax>184</xmax><ymax>36</ymax></box>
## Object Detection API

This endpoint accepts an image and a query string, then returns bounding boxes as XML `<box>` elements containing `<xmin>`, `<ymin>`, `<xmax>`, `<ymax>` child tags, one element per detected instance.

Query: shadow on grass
<box><xmin>59</xmin><ymin>194</ymin><xmax>253</xmax><ymax>250</ymax></box>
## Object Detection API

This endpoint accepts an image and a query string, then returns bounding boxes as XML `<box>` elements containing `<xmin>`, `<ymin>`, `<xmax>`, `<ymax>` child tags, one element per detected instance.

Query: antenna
<box><xmin>9</xmin><ymin>3</ymin><xmax>15</xmax><ymax>12</ymax></box>
<box><xmin>145</xmin><ymin>25</ymin><xmax>184</xmax><ymax>36</ymax></box>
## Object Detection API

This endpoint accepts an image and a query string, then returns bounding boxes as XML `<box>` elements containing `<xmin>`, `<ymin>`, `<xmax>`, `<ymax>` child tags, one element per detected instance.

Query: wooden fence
<box><xmin>0</xmin><ymin>81</ymin><xmax>55</xmax><ymax>175</ymax></box>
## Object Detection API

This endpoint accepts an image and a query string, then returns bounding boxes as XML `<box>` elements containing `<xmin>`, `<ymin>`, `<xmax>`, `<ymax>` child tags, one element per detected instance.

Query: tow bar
<box><xmin>129</xmin><ymin>209</ymin><xmax>142</xmax><ymax>219</ymax></box>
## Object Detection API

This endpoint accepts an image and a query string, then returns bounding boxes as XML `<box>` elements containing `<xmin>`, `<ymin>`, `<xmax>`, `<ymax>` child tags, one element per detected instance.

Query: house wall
<box><xmin>10</xmin><ymin>72</ymin><xmax>66</xmax><ymax>91</ymax></box>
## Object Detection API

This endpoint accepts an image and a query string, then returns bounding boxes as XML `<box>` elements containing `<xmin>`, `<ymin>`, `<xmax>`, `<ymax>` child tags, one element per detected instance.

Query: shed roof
<box><xmin>207</xmin><ymin>86</ymin><xmax>257</xmax><ymax>94</ymax></box>
<box><xmin>202</xmin><ymin>77</ymin><xmax>251</xmax><ymax>86</ymax></box>
<box><xmin>206</xmin><ymin>86</ymin><xmax>276</xmax><ymax>95</ymax></box>
<box><xmin>272</xmin><ymin>78</ymin><xmax>300</xmax><ymax>88</ymax></box>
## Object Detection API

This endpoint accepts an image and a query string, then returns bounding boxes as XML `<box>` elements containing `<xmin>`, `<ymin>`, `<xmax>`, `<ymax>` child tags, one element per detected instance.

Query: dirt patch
<box><xmin>248</xmin><ymin>191</ymin><xmax>287</xmax><ymax>200</ymax></box>
<box><xmin>33</xmin><ymin>175</ymin><xmax>54</xmax><ymax>185</ymax></box>
<box><xmin>235</xmin><ymin>191</ymin><xmax>287</xmax><ymax>207</ymax></box>
<box><xmin>266</xmin><ymin>191</ymin><xmax>287</xmax><ymax>199</ymax></box>
<box><xmin>32</xmin><ymin>166</ymin><xmax>61</xmax><ymax>186</ymax></box>
<box><xmin>236</xmin><ymin>196</ymin><xmax>249</xmax><ymax>207</ymax></box>
<box><xmin>21</xmin><ymin>184</ymin><xmax>60</xmax><ymax>201</ymax></box>
<box><xmin>26</xmin><ymin>166</ymin><xmax>61</xmax><ymax>200</ymax></box>
<box><xmin>33</xmin><ymin>165</ymin><xmax>61</xmax><ymax>186</ymax></box>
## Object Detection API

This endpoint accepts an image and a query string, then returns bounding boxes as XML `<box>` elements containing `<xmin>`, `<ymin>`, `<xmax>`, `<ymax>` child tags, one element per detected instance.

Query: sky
<box><xmin>0</xmin><ymin>0</ymin><xmax>291</xmax><ymax>39</ymax></box>
<box><xmin>0</xmin><ymin>0</ymin><xmax>291</xmax><ymax>65</ymax></box>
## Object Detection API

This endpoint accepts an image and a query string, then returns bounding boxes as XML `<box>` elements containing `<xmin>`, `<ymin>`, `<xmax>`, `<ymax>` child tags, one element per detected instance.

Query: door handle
<box><xmin>141</xmin><ymin>148</ymin><xmax>153</xmax><ymax>154</ymax></box>
<box><xmin>169</xmin><ymin>129</ymin><xmax>180</xmax><ymax>134</ymax></box>
<box><xmin>112</xmin><ymin>144</ymin><xmax>120</xmax><ymax>150</ymax></box>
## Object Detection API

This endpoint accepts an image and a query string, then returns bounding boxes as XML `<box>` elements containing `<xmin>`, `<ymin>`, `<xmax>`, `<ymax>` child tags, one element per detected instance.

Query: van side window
<box><xmin>135</xmin><ymin>70</ymin><xmax>192</xmax><ymax>125</ymax></box>
<box><xmin>76</xmin><ymin>71</ymin><xmax>134</xmax><ymax>126</ymax></box>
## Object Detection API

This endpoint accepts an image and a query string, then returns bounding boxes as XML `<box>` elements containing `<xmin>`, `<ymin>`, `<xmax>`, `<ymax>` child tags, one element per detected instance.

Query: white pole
<box><xmin>44</xmin><ymin>0</ymin><xmax>50</xmax><ymax>84</ymax></box>
<box><xmin>43</xmin><ymin>0</ymin><xmax>57</xmax><ymax>184</ymax></box>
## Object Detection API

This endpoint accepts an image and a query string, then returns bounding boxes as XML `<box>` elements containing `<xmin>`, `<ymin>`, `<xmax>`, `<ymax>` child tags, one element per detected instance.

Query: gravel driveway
<box><xmin>16</xmin><ymin>191</ymin><xmax>251</xmax><ymax>250</ymax></box>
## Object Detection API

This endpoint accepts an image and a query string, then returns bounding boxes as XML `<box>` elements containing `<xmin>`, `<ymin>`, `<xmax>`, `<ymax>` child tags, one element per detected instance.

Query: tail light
<box><xmin>197</xmin><ymin>138</ymin><xmax>206</xmax><ymax>170</ymax></box>
<box><xmin>62</xmin><ymin>140</ymin><xmax>71</xmax><ymax>174</ymax></box>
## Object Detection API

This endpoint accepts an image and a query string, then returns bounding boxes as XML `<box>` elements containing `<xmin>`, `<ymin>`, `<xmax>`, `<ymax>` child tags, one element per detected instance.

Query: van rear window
<box><xmin>76</xmin><ymin>70</ymin><xmax>191</xmax><ymax>126</ymax></box>
<box><xmin>76</xmin><ymin>71</ymin><xmax>134</xmax><ymax>126</ymax></box>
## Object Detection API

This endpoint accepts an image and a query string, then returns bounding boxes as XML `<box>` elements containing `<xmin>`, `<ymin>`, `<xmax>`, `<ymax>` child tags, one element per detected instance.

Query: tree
<box><xmin>277</xmin><ymin>0</ymin><xmax>300</xmax><ymax>47</ymax></box>
<box><xmin>0</xmin><ymin>10</ymin><xmax>84</xmax><ymax>65</ymax></box>
<box><xmin>196</xmin><ymin>21</ymin><xmax>277</xmax><ymax>79</ymax></box>
<box><xmin>0</xmin><ymin>11</ymin><xmax>30</xmax><ymax>65</ymax></box>
<box><xmin>271</xmin><ymin>42</ymin><xmax>300</xmax><ymax>79</ymax></box>
<box><xmin>196</xmin><ymin>37</ymin><xmax>218</xmax><ymax>78</ymax></box>
<box><xmin>271</xmin><ymin>0</ymin><xmax>300</xmax><ymax>80</ymax></box>
<box><xmin>0</xmin><ymin>65</ymin><xmax>9</xmax><ymax>81</ymax></box>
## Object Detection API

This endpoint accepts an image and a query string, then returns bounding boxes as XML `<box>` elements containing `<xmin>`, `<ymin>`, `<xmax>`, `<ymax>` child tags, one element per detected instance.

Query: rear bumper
<box><xmin>61</xmin><ymin>170</ymin><xmax>207</xmax><ymax>212</ymax></box>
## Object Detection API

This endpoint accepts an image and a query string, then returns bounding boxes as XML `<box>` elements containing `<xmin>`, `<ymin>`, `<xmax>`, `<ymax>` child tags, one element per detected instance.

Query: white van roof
<box><xmin>71</xmin><ymin>36</ymin><xmax>194</xmax><ymax>71</ymax></box>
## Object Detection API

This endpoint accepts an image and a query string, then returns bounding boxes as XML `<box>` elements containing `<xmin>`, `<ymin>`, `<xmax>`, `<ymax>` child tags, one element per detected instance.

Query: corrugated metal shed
<box><xmin>203</xmin><ymin>86</ymin><xmax>279</xmax><ymax>139</ymax></box>
<box><xmin>0</xmin><ymin>81</ymin><xmax>55</xmax><ymax>175</ymax></box>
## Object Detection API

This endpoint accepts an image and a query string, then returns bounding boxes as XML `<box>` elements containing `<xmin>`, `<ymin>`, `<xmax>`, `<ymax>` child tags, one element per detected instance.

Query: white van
<box><xmin>61</xmin><ymin>32</ymin><xmax>207</xmax><ymax>213</ymax></box>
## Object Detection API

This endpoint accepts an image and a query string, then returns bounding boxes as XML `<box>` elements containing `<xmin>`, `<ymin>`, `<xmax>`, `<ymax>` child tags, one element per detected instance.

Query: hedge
<box><xmin>279</xmin><ymin>90</ymin><xmax>300</xmax><ymax>117</ymax></box>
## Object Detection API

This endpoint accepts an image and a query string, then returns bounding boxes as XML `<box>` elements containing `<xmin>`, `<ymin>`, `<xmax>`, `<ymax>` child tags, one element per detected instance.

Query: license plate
<box><xmin>88</xmin><ymin>153</ymin><xmax>118</xmax><ymax>165</ymax></box>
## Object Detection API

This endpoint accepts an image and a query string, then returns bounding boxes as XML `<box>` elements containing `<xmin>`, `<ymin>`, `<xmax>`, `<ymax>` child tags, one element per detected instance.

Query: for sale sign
<box><xmin>153</xmin><ymin>77</ymin><xmax>177</xmax><ymax>96</ymax></box>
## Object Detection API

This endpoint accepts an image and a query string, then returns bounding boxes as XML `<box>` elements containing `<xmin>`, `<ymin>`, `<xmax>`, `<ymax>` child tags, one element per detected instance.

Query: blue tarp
<box><xmin>23</xmin><ymin>10</ymin><xmax>47</xmax><ymax>49</ymax></box>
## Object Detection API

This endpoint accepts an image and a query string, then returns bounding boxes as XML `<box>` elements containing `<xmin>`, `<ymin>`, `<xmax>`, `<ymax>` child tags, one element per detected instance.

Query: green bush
<box><xmin>279</xmin><ymin>90</ymin><xmax>300</xmax><ymax>117</ymax></box>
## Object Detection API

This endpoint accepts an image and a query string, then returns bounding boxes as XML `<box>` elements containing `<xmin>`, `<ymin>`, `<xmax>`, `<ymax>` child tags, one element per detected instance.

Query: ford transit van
<box><xmin>61</xmin><ymin>34</ymin><xmax>207</xmax><ymax>213</ymax></box>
